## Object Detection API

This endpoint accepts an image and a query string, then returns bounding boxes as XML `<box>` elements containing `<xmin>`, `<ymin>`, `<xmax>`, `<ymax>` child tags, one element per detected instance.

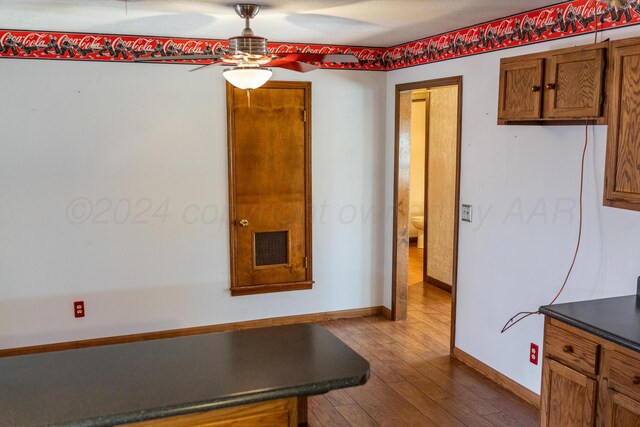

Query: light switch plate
<box><xmin>461</xmin><ymin>204</ymin><xmax>472</xmax><ymax>222</ymax></box>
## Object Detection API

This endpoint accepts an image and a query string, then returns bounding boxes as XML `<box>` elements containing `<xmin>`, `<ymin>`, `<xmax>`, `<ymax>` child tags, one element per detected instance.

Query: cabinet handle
<box><xmin>546</xmin><ymin>83</ymin><xmax>556</xmax><ymax>90</ymax></box>
<box><xmin>239</xmin><ymin>219</ymin><xmax>249</xmax><ymax>227</ymax></box>
<box><xmin>562</xmin><ymin>344</ymin><xmax>574</xmax><ymax>353</ymax></box>
<box><xmin>633</xmin><ymin>376</ymin><xmax>640</xmax><ymax>385</ymax></box>
<box><xmin>531</xmin><ymin>85</ymin><xmax>541</xmax><ymax>92</ymax></box>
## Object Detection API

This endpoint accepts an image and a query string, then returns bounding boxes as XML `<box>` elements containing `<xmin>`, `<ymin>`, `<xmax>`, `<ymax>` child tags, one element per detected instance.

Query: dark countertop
<box><xmin>0</xmin><ymin>323</ymin><xmax>369</xmax><ymax>427</ymax></box>
<box><xmin>540</xmin><ymin>293</ymin><xmax>640</xmax><ymax>353</ymax></box>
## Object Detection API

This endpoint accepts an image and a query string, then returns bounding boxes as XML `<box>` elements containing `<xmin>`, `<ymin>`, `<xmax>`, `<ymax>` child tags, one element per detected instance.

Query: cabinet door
<box><xmin>541</xmin><ymin>358</ymin><xmax>596</xmax><ymax>427</ymax></box>
<box><xmin>604</xmin><ymin>42</ymin><xmax>640</xmax><ymax>211</ymax></box>
<box><xmin>603</xmin><ymin>390</ymin><xmax>640</xmax><ymax>427</ymax></box>
<box><xmin>545</xmin><ymin>48</ymin><xmax>605</xmax><ymax>119</ymax></box>
<box><xmin>497</xmin><ymin>58</ymin><xmax>544</xmax><ymax>120</ymax></box>
<box><xmin>228</xmin><ymin>81</ymin><xmax>313</xmax><ymax>296</ymax></box>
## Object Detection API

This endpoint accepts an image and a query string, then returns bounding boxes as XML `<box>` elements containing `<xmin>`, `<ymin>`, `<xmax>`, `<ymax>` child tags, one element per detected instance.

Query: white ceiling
<box><xmin>0</xmin><ymin>0</ymin><xmax>566</xmax><ymax>47</ymax></box>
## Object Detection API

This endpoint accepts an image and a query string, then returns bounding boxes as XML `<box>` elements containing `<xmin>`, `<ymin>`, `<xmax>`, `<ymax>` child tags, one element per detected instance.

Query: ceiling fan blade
<box><xmin>188</xmin><ymin>63</ymin><xmax>219</xmax><ymax>72</ymax></box>
<box><xmin>321</xmin><ymin>53</ymin><xmax>360</xmax><ymax>63</ymax></box>
<box><xmin>134</xmin><ymin>54</ymin><xmax>224</xmax><ymax>62</ymax></box>
<box><xmin>267</xmin><ymin>59</ymin><xmax>318</xmax><ymax>73</ymax></box>
<box><xmin>280</xmin><ymin>53</ymin><xmax>359</xmax><ymax>64</ymax></box>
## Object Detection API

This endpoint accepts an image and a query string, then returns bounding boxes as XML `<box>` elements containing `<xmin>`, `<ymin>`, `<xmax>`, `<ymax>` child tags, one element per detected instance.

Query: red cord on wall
<box><xmin>501</xmin><ymin>0</ymin><xmax>599</xmax><ymax>334</ymax></box>
<box><xmin>501</xmin><ymin>124</ymin><xmax>589</xmax><ymax>334</ymax></box>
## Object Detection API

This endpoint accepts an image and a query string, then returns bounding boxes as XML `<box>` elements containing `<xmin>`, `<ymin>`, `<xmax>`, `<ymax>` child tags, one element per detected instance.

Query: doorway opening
<box><xmin>392</xmin><ymin>77</ymin><xmax>462</xmax><ymax>354</ymax></box>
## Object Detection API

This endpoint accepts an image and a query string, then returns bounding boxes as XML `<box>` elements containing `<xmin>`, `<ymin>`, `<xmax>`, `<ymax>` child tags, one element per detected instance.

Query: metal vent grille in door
<box><xmin>254</xmin><ymin>231</ymin><xmax>289</xmax><ymax>267</ymax></box>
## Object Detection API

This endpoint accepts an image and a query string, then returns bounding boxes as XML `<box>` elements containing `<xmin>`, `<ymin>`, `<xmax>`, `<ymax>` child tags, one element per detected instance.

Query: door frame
<box><xmin>391</xmin><ymin>76</ymin><xmax>462</xmax><ymax>353</ymax></box>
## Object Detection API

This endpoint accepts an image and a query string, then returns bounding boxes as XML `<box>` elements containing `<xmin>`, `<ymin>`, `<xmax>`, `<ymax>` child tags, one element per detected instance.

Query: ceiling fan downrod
<box><xmin>227</xmin><ymin>4</ymin><xmax>269</xmax><ymax>62</ymax></box>
<box><xmin>234</xmin><ymin>4</ymin><xmax>261</xmax><ymax>36</ymax></box>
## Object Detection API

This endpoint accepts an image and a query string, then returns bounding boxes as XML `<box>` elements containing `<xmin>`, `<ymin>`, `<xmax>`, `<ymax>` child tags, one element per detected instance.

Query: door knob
<box><xmin>546</xmin><ymin>83</ymin><xmax>556</xmax><ymax>90</ymax></box>
<box><xmin>531</xmin><ymin>85</ymin><xmax>541</xmax><ymax>92</ymax></box>
<box><xmin>239</xmin><ymin>219</ymin><xmax>249</xmax><ymax>227</ymax></box>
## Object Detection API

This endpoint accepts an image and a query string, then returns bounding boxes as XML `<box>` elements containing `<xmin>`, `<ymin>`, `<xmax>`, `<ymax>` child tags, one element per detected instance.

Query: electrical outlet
<box><xmin>530</xmin><ymin>343</ymin><xmax>539</xmax><ymax>365</ymax></box>
<box><xmin>74</xmin><ymin>301</ymin><xmax>85</xmax><ymax>318</ymax></box>
<box><xmin>461</xmin><ymin>204</ymin><xmax>472</xmax><ymax>222</ymax></box>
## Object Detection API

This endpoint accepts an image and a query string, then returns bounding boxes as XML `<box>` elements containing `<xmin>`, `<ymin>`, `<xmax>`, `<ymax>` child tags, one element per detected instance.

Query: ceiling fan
<box><xmin>135</xmin><ymin>3</ymin><xmax>359</xmax><ymax>90</ymax></box>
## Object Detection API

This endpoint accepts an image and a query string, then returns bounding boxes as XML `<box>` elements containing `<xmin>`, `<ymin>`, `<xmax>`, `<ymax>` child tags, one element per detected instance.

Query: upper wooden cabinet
<box><xmin>498</xmin><ymin>43</ymin><xmax>607</xmax><ymax>124</ymax></box>
<box><xmin>498</xmin><ymin>58</ymin><xmax>544</xmax><ymax>120</ymax></box>
<box><xmin>604</xmin><ymin>38</ymin><xmax>640</xmax><ymax>212</ymax></box>
<box><xmin>545</xmin><ymin>48</ymin><xmax>605</xmax><ymax>119</ymax></box>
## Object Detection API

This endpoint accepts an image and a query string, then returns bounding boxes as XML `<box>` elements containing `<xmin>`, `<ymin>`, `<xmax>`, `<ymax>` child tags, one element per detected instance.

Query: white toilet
<box><xmin>411</xmin><ymin>215</ymin><xmax>424</xmax><ymax>248</ymax></box>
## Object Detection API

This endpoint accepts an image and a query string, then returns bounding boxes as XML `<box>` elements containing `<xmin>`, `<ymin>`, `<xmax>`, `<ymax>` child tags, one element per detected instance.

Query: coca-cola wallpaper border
<box><xmin>0</xmin><ymin>30</ymin><xmax>387</xmax><ymax>70</ymax></box>
<box><xmin>0</xmin><ymin>0</ymin><xmax>639</xmax><ymax>71</ymax></box>
<box><xmin>384</xmin><ymin>0</ymin><xmax>640</xmax><ymax>70</ymax></box>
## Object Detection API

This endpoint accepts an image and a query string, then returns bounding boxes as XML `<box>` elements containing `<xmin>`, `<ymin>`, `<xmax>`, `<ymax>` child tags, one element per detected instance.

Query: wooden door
<box><xmin>604</xmin><ymin>41</ymin><xmax>640</xmax><ymax>211</ymax></box>
<box><xmin>545</xmin><ymin>48</ymin><xmax>605</xmax><ymax>119</ymax></box>
<box><xmin>227</xmin><ymin>81</ymin><xmax>312</xmax><ymax>296</ymax></box>
<box><xmin>541</xmin><ymin>358</ymin><xmax>596</xmax><ymax>427</ymax></box>
<box><xmin>497</xmin><ymin>58</ymin><xmax>544</xmax><ymax>120</ymax></box>
<box><xmin>603</xmin><ymin>391</ymin><xmax>640</xmax><ymax>427</ymax></box>
<box><xmin>424</xmin><ymin>85</ymin><xmax>457</xmax><ymax>291</ymax></box>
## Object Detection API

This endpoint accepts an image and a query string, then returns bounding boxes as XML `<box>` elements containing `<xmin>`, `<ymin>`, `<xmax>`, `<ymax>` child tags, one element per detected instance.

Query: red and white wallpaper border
<box><xmin>0</xmin><ymin>0</ymin><xmax>639</xmax><ymax>70</ymax></box>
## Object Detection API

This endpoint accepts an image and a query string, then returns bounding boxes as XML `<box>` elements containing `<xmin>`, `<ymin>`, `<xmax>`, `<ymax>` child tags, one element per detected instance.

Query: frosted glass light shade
<box><xmin>223</xmin><ymin>67</ymin><xmax>272</xmax><ymax>90</ymax></box>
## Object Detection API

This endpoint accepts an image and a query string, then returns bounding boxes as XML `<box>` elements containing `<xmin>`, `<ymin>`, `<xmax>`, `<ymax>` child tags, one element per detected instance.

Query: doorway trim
<box><xmin>391</xmin><ymin>76</ymin><xmax>463</xmax><ymax>354</ymax></box>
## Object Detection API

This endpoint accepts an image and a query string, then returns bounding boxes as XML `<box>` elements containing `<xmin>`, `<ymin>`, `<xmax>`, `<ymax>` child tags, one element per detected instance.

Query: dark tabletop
<box><xmin>540</xmin><ymin>294</ymin><xmax>640</xmax><ymax>353</ymax></box>
<box><xmin>0</xmin><ymin>323</ymin><xmax>369</xmax><ymax>427</ymax></box>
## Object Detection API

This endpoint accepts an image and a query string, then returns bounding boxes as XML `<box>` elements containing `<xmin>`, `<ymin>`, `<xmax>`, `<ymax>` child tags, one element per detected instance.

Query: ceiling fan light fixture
<box><xmin>223</xmin><ymin>66</ymin><xmax>272</xmax><ymax>90</ymax></box>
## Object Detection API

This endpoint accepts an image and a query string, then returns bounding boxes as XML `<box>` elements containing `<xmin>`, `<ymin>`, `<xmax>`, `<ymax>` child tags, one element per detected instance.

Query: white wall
<box><xmin>385</xmin><ymin>26</ymin><xmax>640</xmax><ymax>393</ymax></box>
<box><xmin>4</xmin><ymin>23</ymin><xmax>640</xmax><ymax>397</ymax></box>
<box><xmin>0</xmin><ymin>59</ymin><xmax>387</xmax><ymax>349</ymax></box>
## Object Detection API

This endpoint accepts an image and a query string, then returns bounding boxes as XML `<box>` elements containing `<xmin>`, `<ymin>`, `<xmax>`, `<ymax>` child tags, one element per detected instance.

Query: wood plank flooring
<box><xmin>408</xmin><ymin>243</ymin><xmax>424</xmax><ymax>287</ymax></box>
<box><xmin>308</xmin><ymin>245</ymin><xmax>540</xmax><ymax>427</ymax></box>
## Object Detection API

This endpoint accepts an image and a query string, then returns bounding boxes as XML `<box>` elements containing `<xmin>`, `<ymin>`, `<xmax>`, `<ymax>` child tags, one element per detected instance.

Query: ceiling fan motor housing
<box><xmin>228</xmin><ymin>35</ymin><xmax>269</xmax><ymax>57</ymax></box>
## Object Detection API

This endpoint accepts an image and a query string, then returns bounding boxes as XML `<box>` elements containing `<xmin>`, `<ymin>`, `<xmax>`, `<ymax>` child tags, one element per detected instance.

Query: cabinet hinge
<box><xmin>303</xmin><ymin>110</ymin><xmax>307</xmax><ymax>122</ymax></box>
<box><xmin>304</xmin><ymin>257</ymin><xmax>308</xmax><ymax>268</ymax></box>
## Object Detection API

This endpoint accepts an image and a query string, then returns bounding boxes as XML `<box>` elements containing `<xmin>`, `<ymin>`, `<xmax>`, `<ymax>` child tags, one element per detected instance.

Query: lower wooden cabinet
<box><xmin>603</xmin><ymin>391</ymin><xmax>640</xmax><ymax>427</ymax></box>
<box><xmin>122</xmin><ymin>397</ymin><xmax>299</xmax><ymax>427</ymax></box>
<box><xmin>541</xmin><ymin>318</ymin><xmax>640</xmax><ymax>427</ymax></box>
<box><xmin>541</xmin><ymin>358</ymin><xmax>596</xmax><ymax>426</ymax></box>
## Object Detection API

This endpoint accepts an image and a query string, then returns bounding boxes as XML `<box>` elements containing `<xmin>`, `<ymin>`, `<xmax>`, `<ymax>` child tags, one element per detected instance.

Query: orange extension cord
<box><xmin>501</xmin><ymin>0</ymin><xmax>600</xmax><ymax>334</ymax></box>
<box><xmin>501</xmin><ymin>125</ymin><xmax>588</xmax><ymax>333</ymax></box>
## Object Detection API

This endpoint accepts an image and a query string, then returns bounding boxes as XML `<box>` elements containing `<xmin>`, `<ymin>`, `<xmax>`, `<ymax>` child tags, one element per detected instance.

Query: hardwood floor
<box><xmin>308</xmin><ymin>245</ymin><xmax>540</xmax><ymax>426</ymax></box>
<box><xmin>408</xmin><ymin>242</ymin><xmax>424</xmax><ymax>287</ymax></box>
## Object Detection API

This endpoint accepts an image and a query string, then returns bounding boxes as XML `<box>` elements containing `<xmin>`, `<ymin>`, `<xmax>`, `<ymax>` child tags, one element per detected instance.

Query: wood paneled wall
<box><xmin>426</xmin><ymin>85</ymin><xmax>458</xmax><ymax>287</ymax></box>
